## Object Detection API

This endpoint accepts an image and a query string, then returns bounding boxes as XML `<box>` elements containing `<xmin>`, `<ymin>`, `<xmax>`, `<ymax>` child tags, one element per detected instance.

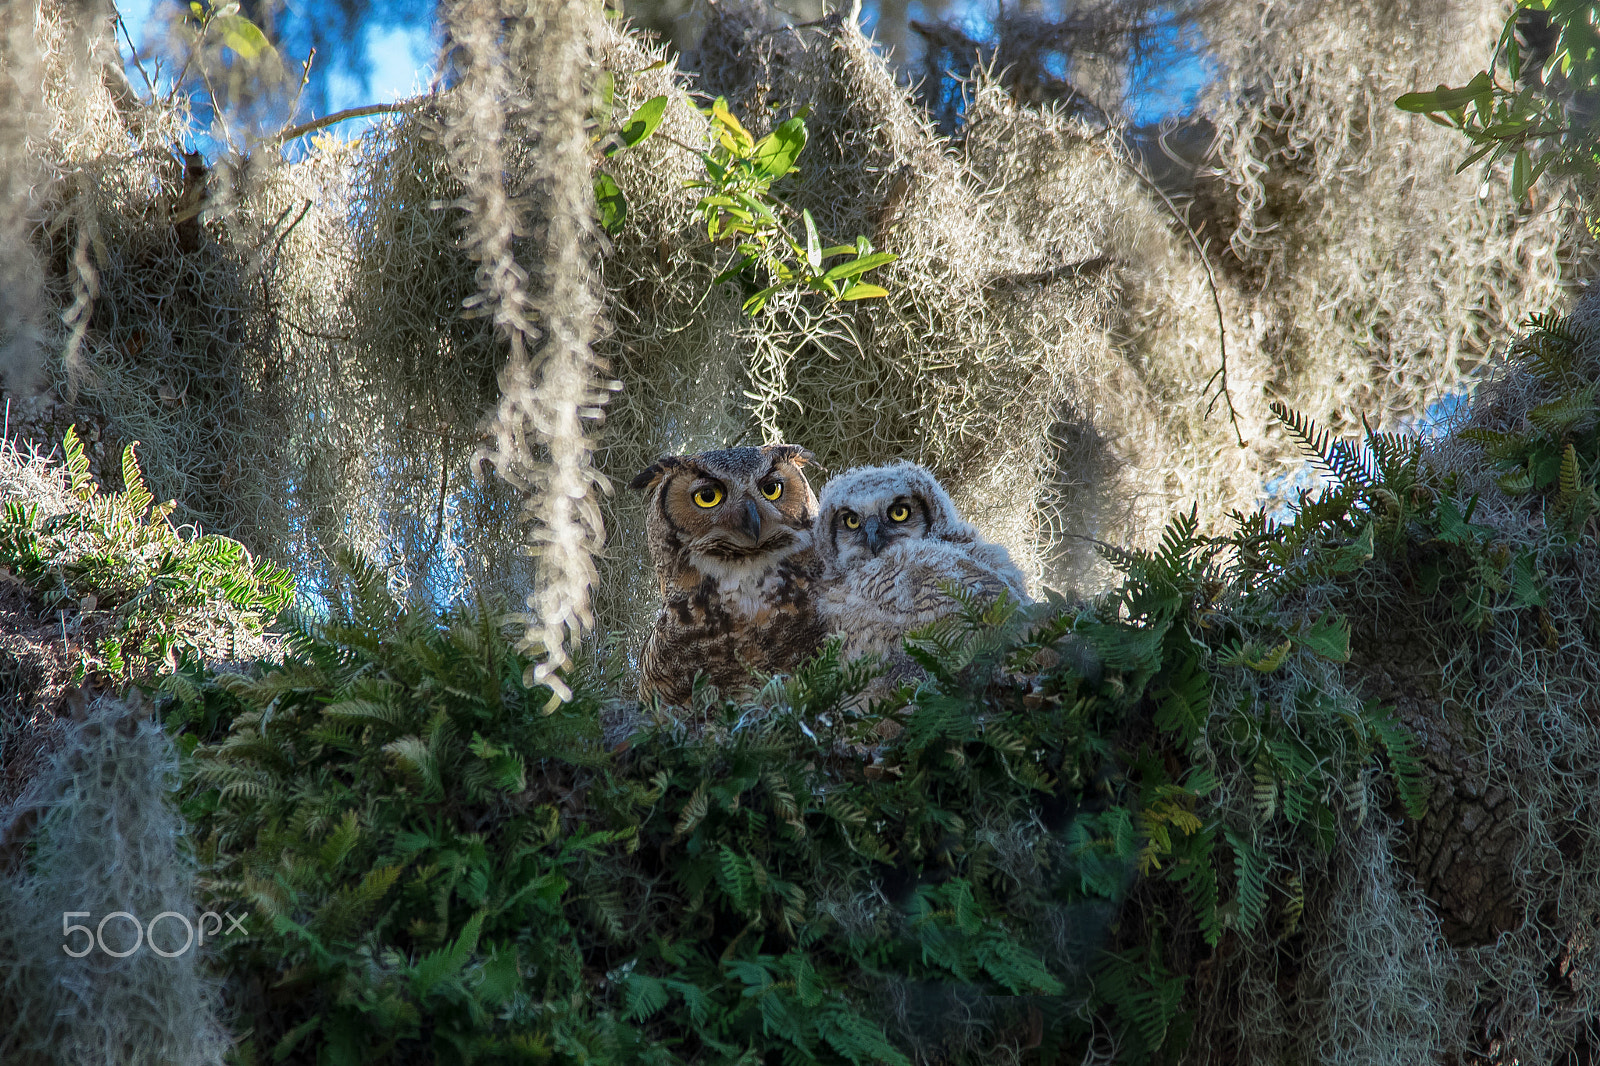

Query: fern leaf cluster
<box><xmin>143</xmin><ymin>472</ymin><xmax>1445</xmax><ymax>1066</ymax></box>
<box><xmin>0</xmin><ymin>429</ymin><xmax>294</xmax><ymax>691</ymax></box>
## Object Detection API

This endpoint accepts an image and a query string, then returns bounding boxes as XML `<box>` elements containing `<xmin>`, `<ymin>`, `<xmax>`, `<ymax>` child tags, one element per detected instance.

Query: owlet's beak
<box><xmin>863</xmin><ymin>515</ymin><xmax>887</xmax><ymax>555</ymax></box>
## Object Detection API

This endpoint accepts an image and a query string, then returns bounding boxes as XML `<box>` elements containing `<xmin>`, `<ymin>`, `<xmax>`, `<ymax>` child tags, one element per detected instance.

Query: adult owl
<box><xmin>630</xmin><ymin>444</ymin><xmax>827</xmax><ymax>707</ymax></box>
<box><xmin>816</xmin><ymin>461</ymin><xmax>1030</xmax><ymax>691</ymax></box>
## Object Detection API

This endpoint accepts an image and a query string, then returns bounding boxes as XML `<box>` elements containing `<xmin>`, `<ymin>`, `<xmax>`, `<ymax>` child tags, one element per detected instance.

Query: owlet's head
<box><xmin>816</xmin><ymin>461</ymin><xmax>977</xmax><ymax>572</ymax></box>
<box><xmin>630</xmin><ymin>444</ymin><xmax>820</xmax><ymax>572</ymax></box>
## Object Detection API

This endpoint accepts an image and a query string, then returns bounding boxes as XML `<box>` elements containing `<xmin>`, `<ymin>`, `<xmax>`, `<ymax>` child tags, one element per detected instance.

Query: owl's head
<box><xmin>816</xmin><ymin>461</ymin><xmax>977</xmax><ymax>571</ymax></box>
<box><xmin>630</xmin><ymin>444</ymin><xmax>820</xmax><ymax>574</ymax></box>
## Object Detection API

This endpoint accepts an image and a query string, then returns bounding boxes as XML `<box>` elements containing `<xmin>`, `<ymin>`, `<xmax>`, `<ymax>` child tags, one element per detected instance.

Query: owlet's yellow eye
<box><xmin>761</xmin><ymin>481</ymin><xmax>783</xmax><ymax>501</ymax></box>
<box><xmin>693</xmin><ymin>487</ymin><xmax>723</xmax><ymax>508</ymax></box>
<box><xmin>888</xmin><ymin>504</ymin><xmax>911</xmax><ymax>522</ymax></box>
<box><xmin>842</xmin><ymin>512</ymin><xmax>861</xmax><ymax>529</ymax></box>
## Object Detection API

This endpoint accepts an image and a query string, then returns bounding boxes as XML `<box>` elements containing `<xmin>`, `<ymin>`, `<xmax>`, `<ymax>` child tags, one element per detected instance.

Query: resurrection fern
<box><xmin>51</xmin><ymin>382</ymin><xmax>1475</xmax><ymax>1066</ymax></box>
<box><xmin>0</xmin><ymin>428</ymin><xmax>293</xmax><ymax>685</ymax></box>
<box><xmin>1458</xmin><ymin>314</ymin><xmax>1600</xmax><ymax>542</ymax></box>
<box><xmin>169</xmin><ymin>569</ymin><xmax>1110</xmax><ymax>1063</ymax></box>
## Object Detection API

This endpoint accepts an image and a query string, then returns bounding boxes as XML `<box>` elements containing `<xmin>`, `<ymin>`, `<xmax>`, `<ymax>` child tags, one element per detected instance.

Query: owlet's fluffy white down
<box><xmin>814</xmin><ymin>461</ymin><xmax>1030</xmax><ymax>689</ymax></box>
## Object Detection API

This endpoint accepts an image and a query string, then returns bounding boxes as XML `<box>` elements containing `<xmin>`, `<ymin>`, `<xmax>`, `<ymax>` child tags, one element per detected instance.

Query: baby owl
<box><xmin>816</xmin><ymin>461</ymin><xmax>1030</xmax><ymax>690</ymax></box>
<box><xmin>630</xmin><ymin>444</ymin><xmax>826</xmax><ymax>707</ymax></box>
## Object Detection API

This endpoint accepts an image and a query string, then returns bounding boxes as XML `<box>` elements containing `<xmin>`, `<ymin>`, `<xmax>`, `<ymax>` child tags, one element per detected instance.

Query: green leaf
<box><xmin>594</xmin><ymin>172</ymin><xmax>626</xmax><ymax>234</ymax></box>
<box><xmin>1395</xmin><ymin>72</ymin><xmax>1493</xmax><ymax>113</ymax></box>
<box><xmin>710</xmin><ymin>97</ymin><xmax>754</xmax><ymax>153</ymax></box>
<box><xmin>616</xmin><ymin>95</ymin><xmax>668</xmax><ymax>153</ymax></box>
<box><xmin>803</xmin><ymin>210</ymin><xmax>822</xmax><ymax>272</ymax></box>
<box><xmin>751</xmin><ymin>116</ymin><xmax>807</xmax><ymax>181</ymax></box>
<box><xmin>742</xmin><ymin>285</ymin><xmax>782</xmax><ymax>314</ymax></box>
<box><xmin>211</xmin><ymin>14</ymin><xmax>272</xmax><ymax>59</ymax></box>
<box><xmin>839</xmin><ymin>283</ymin><xmax>889</xmax><ymax>301</ymax></box>
<box><xmin>820</xmin><ymin>251</ymin><xmax>899</xmax><ymax>284</ymax></box>
<box><xmin>1511</xmin><ymin>148</ymin><xmax>1532</xmax><ymax>200</ymax></box>
<box><xmin>713</xmin><ymin>254</ymin><xmax>758</xmax><ymax>287</ymax></box>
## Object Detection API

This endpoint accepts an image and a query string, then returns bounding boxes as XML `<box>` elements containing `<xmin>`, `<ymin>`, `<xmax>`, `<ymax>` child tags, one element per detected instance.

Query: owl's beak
<box><xmin>740</xmin><ymin>499</ymin><xmax>763</xmax><ymax>541</ymax></box>
<box><xmin>863</xmin><ymin>516</ymin><xmax>887</xmax><ymax>555</ymax></box>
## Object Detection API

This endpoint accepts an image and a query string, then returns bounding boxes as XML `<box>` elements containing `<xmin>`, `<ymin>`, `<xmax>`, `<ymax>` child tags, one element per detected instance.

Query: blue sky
<box><xmin>113</xmin><ymin>0</ymin><xmax>1208</xmax><ymax>136</ymax></box>
<box><xmin>116</xmin><ymin>0</ymin><xmax>437</xmax><ymax>114</ymax></box>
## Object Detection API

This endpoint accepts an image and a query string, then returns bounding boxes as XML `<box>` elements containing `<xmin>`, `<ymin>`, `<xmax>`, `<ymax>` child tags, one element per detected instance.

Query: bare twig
<box><xmin>111</xmin><ymin>5</ymin><xmax>159</xmax><ymax>103</ymax></box>
<box><xmin>199</xmin><ymin>65</ymin><xmax>235</xmax><ymax>152</ymax></box>
<box><xmin>984</xmin><ymin>254</ymin><xmax>1112</xmax><ymax>293</ymax></box>
<box><xmin>1101</xmin><ymin>132</ymin><xmax>1247</xmax><ymax>448</ymax></box>
<box><xmin>287</xmin><ymin>47</ymin><xmax>316</xmax><ymax>127</ymax></box>
<box><xmin>268</xmin><ymin>198</ymin><xmax>313</xmax><ymax>262</ymax></box>
<box><xmin>268</xmin><ymin>100</ymin><xmax>422</xmax><ymax>147</ymax></box>
<box><xmin>759</xmin><ymin>12</ymin><xmax>844</xmax><ymax>36</ymax></box>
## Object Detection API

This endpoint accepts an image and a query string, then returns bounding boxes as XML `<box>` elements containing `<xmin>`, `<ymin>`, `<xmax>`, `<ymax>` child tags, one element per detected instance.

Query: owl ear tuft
<box><xmin>768</xmin><ymin>444</ymin><xmax>824</xmax><ymax>474</ymax></box>
<box><xmin>629</xmin><ymin>457</ymin><xmax>680</xmax><ymax>491</ymax></box>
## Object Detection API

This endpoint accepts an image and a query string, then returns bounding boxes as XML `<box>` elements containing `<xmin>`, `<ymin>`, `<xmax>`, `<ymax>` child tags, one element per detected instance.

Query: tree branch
<box><xmin>268</xmin><ymin>100</ymin><xmax>423</xmax><ymax>146</ymax></box>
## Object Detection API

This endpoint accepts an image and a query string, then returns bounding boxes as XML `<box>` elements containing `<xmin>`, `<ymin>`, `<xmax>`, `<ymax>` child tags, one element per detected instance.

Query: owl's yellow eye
<box><xmin>842</xmin><ymin>512</ymin><xmax>861</xmax><ymax>529</ymax></box>
<box><xmin>761</xmin><ymin>481</ymin><xmax>783</xmax><ymax>501</ymax></box>
<box><xmin>887</xmin><ymin>504</ymin><xmax>911</xmax><ymax>522</ymax></box>
<box><xmin>693</xmin><ymin>487</ymin><xmax>723</xmax><ymax>508</ymax></box>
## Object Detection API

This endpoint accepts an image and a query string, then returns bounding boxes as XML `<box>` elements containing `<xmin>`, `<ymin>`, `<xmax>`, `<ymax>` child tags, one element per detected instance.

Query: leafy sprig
<box><xmin>1396</xmin><ymin>0</ymin><xmax>1600</xmax><ymax>209</ymax></box>
<box><xmin>594</xmin><ymin>90</ymin><xmax>898</xmax><ymax>314</ymax></box>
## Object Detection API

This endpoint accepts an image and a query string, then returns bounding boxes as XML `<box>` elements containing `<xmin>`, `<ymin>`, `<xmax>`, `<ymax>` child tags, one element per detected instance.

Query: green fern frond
<box><xmin>317</xmin><ymin>811</ymin><xmax>362</xmax><ymax>871</ymax></box>
<box><xmin>1271</xmin><ymin>401</ymin><xmax>1374</xmax><ymax>492</ymax></box>
<box><xmin>1252</xmin><ymin>762</ymin><xmax>1277</xmax><ymax>820</ymax></box>
<box><xmin>672</xmin><ymin>782</ymin><xmax>709</xmax><ymax>843</ymax></box>
<box><xmin>1458</xmin><ymin>427</ymin><xmax>1524</xmax><ymax>460</ymax></box>
<box><xmin>1224</xmin><ymin>827</ymin><xmax>1270</xmax><ymax>934</ymax></box>
<box><xmin>1363</xmin><ymin>703</ymin><xmax>1429</xmax><ymax>819</ymax></box>
<box><xmin>1363</xmin><ymin>420</ymin><xmax>1423</xmax><ymax>488</ymax></box>
<box><xmin>1498</xmin><ymin>467</ymin><xmax>1537</xmax><ymax>495</ymax></box>
<box><xmin>1094</xmin><ymin>539</ymin><xmax>1148</xmax><ymax>576</ymax></box>
<box><xmin>1517</xmin><ymin>311</ymin><xmax>1581</xmax><ymax>383</ymax></box>
<box><xmin>118</xmin><ymin>441</ymin><xmax>154</xmax><ymax>519</ymax></box>
<box><xmin>61</xmin><ymin>425</ymin><xmax>96</xmax><ymax>500</ymax></box>
<box><xmin>1153</xmin><ymin>655</ymin><xmax>1210</xmax><ymax>747</ymax></box>
<box><xmin>1279</xmin><ymin>872</ymin><xmax>1305</xmax><ymax>939</ymax></box>
<box><xmin>323</xmin><ymin>698</ymin><xmax>409</xmax><ymax>730</ymax></box>
<box><xmin>1528</xmin><ymin>388</ymin><xmax>1597</xmax><ymax>435</ymax></box>
<box><xmin>1559</xmin><ymin>441</ymin><xmax>1584</xmax><ymax>505</ymax></box>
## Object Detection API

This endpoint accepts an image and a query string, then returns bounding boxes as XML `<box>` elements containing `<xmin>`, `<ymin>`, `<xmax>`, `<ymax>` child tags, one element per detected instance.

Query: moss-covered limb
<box><xmin>15</xmin><ymin>313</ymin><xmax>1600</xmax><ymax>1063</ymax></box>
<box><xmin>153</xmin><ymin>484</ymin><xmax>1439</xmax><ymax>1066</ymax></box>
<box><xmin>1180</xmin><ymin>313</ymin><xmax>1600</xmax><ymax>1062</ymax></box>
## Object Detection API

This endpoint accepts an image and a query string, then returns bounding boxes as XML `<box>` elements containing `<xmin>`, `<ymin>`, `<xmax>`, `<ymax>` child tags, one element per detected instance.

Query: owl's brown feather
<box><xmin>632</xmin><ymin>444</ymin><xmax>826</xmax><ymax>707</ymax></box>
